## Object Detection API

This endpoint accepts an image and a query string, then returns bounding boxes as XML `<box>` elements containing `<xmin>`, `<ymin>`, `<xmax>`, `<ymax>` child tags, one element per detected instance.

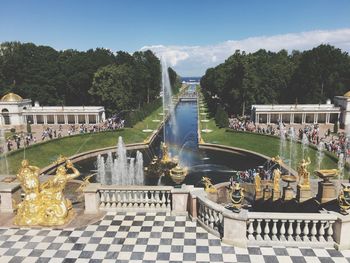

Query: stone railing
<box><xmin>247</xmin><ymin>212</ymin><xmax>337</xmax><ymax>247</ymax></box>
<box><xmin>98</xmin><ymin>186</ymin><xmax>173</xmax><ymax>212</ymax></box>
<box><xmin>83</xmin><ymin>183</ymin><xmax>192</xmax><ymax>214</ymax></box>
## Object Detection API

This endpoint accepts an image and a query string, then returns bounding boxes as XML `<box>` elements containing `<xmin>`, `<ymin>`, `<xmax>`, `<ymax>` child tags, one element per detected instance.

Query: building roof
<box><xmin>0</xmin><ymin>92</ymin><xmax>23</xmax><ymax>102</ymax></box>
<box><xmin>344</xmin><ymin>91</ymin><xmax>350</xmax><ymax>98</ymax></box>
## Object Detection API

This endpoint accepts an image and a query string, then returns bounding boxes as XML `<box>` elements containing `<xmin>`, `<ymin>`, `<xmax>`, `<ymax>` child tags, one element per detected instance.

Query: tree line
<box><xmin>200</xmin><ymin>45</ymin><xmax>350</xmax><ymax>117</ymax></box>
<box><xmin>0</xmin><ymin>42</ymin><xmax>180</xmax><ymax>116</ymax></box>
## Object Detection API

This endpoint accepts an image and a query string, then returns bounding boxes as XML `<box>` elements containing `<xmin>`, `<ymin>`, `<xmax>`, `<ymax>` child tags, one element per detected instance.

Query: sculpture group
<box><xmin>15</xmin><ymin>157</ymin><xmax>80</xmax><ymax>226</ymax></box>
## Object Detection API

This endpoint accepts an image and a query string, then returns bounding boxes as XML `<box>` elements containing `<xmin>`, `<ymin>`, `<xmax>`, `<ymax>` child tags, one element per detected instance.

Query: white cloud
<box><xmin>140</xmin><ymin>28</ymin><xmax>350</xmax><ymax>76</ymax></box>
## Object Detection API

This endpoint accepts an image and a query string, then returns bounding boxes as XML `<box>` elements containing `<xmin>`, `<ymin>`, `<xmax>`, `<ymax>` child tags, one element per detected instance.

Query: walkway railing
<box><xmin>98</xmin><ymin>186</ymin><xmax>173</xmax><ymax>212</ymax></box>
<box><xmin>247</xmin><ymin>212</ymin><xmax>337</xmax><ymax>247</ymax></box>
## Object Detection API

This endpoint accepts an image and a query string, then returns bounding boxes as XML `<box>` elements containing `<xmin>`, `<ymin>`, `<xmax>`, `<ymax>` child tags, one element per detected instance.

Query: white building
<box><xmin>251</xmin><ymin>91</ymin><xmax>350</xmax><ymax>129</ymax></box>
<box><xmin>0</xmin><ymin>93</ymin><xmax>105</xmax><ymax>127</ymax></box>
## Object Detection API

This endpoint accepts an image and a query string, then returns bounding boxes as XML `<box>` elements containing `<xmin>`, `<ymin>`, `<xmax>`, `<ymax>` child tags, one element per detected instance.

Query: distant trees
<box><xmin>0</xmin><ymin>41</ymin><xmax>180</xmax><ymax>116</ymax></box>
<box><xmin>201</xmin><ymin>45</ymin><xmax>350</xmax><ymax>117</ymax></box>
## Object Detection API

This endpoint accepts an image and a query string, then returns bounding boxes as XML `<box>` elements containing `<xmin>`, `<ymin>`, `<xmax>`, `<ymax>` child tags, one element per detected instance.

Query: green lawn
<box><xmin>3</xmin><ymin>106</ymin><xmax>164</xmax><ymax>174</ymax></box>
<box><xmin>197</xmin><ymin>97</ymin><xmax>346</xmax><ymax>177</ymax></box>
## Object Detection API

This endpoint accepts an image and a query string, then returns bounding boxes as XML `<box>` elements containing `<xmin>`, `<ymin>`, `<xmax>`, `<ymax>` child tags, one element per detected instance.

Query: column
<box><xmin>43</xmin><ymin>115</ymin><xmax>48</xmax><ymax>125</ymax></box>
<box><xmin>267</xmin><ymin>114</ymin><xmax>271</xmax><ymax>124</ymax></box>
<box><xmin>314</xmin><ymin>113</ymin><xmax>318</xmax><ymax>124</ymax></box>
<box><xmin>256</xmin><ymin>114</ymin><xmax>259</xmax><ymax>124</ymax></box>
<box><xmin>302</xmin><ymin>113</ymin><xmax>306</xmax><ymax>124</ymax></box>
<box><xmin>54</xmin><ymin>115</ymin><xmax>58</xmax><ymax>125</ymax></box>
<box><xmin>325</xmin><ymin>113</ymin><xmax>330</xmax><ymax>124</ymax></box>
<box><xmin>96</xmin><ymin>114</ymin><xmax>100</xmax><ymax>123</ymax></box>
<box><xmin>85</xmin><ymin>114</ymin><xmax>89</xmax><ymax>124</ymax></box>
<box><xmin>64</xmin><ymin>115</ymin><xmax>68</xmax><ymax>125</ymax></box>
<box><xmin>102</xmin><ymin>112</ymin><xmax>106</xmax><ymax>121</ymax></box>
<box><xmin>33</xmin><ymin>115</ymin><xmax>38</xmax><ymax>125</ymax></box>
<box><xmin>279</xmin><ymin>113</ymin><xmax>282</xmax><ymax>123</ymax></box>
<box><xmin>290</xmin><ymin>113</ymin><xmax>294</xmax><ymax>124</ymax></box>
<box><xmin>23</xmin><ymin>115</ymin><xmax>27</xmax><ymax>124</ymax></box>
<box><xmin>74</xmin><ymin>115</ymin><xmax>78</xmax><ymax>124</ymax></box>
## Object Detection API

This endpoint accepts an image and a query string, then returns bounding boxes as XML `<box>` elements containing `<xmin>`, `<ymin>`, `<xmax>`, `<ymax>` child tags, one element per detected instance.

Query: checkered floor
<box><xmin>0</xmin><ymin>212</ymin><xmax>350</xmax><ymax>263</ymax></box>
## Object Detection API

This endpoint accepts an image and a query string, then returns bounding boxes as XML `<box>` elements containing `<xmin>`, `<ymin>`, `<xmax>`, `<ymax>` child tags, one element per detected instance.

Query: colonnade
<box><xmin>254</xmin><ymin>112</ymin><xmax>339</xmax><ymax>125</ymax></box>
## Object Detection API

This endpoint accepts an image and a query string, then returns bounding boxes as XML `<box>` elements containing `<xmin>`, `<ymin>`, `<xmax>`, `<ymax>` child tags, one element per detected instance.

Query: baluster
<box><xmin>198</xmin><ymin>202</ymin><xmax>203</xmax><ymax>221</ymax></box>
<box><xmin>144</xmin><ymin>191</ymin><xmax>150</xmax><ymax>208</ymax></box>
<box><xmin>111</xmin><ymin>190</ymin><xmax>116</xmax><ymax>208</ymax></box>
<box><xmin>155</xmin><ymin>191</ymin><xmax>161</xmax><ymax>208</ymax></box>
<box><xmin>310</xmin><ymin>220</ymin><xmax>318</xmax><ymax>241</ymax></box>
<box><xmin>280</xmin><ymin>220</ymin><xmax>286</xmax><ymax>241</ymax></box>
<box><xmin>99</xmin><ymin>191</ymin><xmax>105</xmax><ymax>208</ymax></box>
<box><xmin>128</xmin><ymin>191</ymin><xmax>133</xmax><ymax>207</ymax></box>
<box><xmin>248</xmin><ymin>219</ymin><xmax>255</xmax><ymax>240</ymax></box>
<box><xmin>287</xmin><ymin>220</ymin><xmax>294</xmax><ymax>241</ymax></box>
<box><xmin>139</xmin><ymin>190</ymin><xmax>144</xmax><ymax>208</ymax></box>
<box><xmin>159</xmin><ymin>191</ymin><xmax>164</xmax><ymax>209</ymax></box>
<box><xmin>327</xmin><ymin>221</ymin><xmax>334</xmax><ymax>242</ymax></box>
<box><xmin>105</xmin><ymin>190</ymin><xmax>111</xmax><ymax>208</ymax></box>
<box><xmin>213</xmin><ymin>211</ymin><xmax>219</xmax><ymax>232</ymax></box>
<box><xmin>204</xmin><ymin>206</ymin><xmax>210</xmax><ymax>226</ymax></box>
<box><xmin>122</xmin><ymin>191</ymin><xmax>127</xmax><ymax>208</ymax></box>
<box><xmin>209</xmin><ymin>209</ymin><xmax>215</xmax><ymax>229</ymax></box>
<box><xmin>167</xmin><ymin>192</ymin><xmax>172</xmax><ymax>209</ymax></box>
<box><xmin>319</xmin><ymin>220</ymin><xmax>326</xmax><ymax>242</ymax></box>
<box><xmin>256</xmin><ymin>219</ymin><xmax>263</xmax><ymax>241</ymax></box>
<box><xmin>303</xmin><ymin>220</ymin><xmax>310</xmax><ymax>241</ymax></box>
<box><xmin>150</xmin><ymin>191</ymin><xmax>155</xmax><ymax>208</ymax></box>
<box><xmin>264</xmin><ymin>219</ymin><xmax>271</xmax><ymax>241</ymax></box>
<box><xmin>295</xmin><ymin>220</ymin><xmax>302</xmax><ymax>241</ymax></box>
<box><xmin>271</xmin><ymin>219</ymin><xmax>278</xmax><ymax>241</ymax></box>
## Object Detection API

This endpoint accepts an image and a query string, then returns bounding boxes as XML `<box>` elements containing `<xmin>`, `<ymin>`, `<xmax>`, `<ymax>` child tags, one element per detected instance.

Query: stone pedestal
<box><xmin>0</xmin><ymin>183</ymin><xmax>21</xmax><ymax>213</ymax></box>
<box><xmin>296</xmin><ymin>185</ymin><xmax>312</xmax><ymax>203</ymax></box>
<box><xmin>83</xmin><ymin>183</ymin><xmax>101</xmax><ymax>214</ymax></box>
<box><xmin>282</xmin><ymin>186</ymin><xmax>294</xmax><ymax>201</ymax></box>
<box><xmin>171</xmin><ymin>185</ymin><xmax>192</xmax><ymax>215</ymax></box>
<box><xmin>317</xmin><ymin>181</ymin><xmax>337</xmax><ymax>204</ymax></box>
<box><xmin>272</xmin><ymin>190</ymin><xmax>280</xmax><ymax>201</ymax></box>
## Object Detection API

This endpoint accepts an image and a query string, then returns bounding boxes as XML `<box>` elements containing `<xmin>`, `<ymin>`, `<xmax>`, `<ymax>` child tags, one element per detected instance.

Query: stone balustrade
<box><xmin>97</xmin><ymin>185</ymin><xmax>173</xmax><ymax>212</ymax></box>
<box><xmin>197</xmin><ymin>196</ymin><xmax>224</xmax><ymax>237</ymax></box>
<box><xmin>247</xmin><ymin>212</ymin><xmax>337</xmax><ymax>247</ymax></box>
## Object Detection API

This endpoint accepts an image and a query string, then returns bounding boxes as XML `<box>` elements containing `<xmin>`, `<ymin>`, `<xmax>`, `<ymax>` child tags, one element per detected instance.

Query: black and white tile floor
<box><xmin>0</xmin><ymin>212</ymin><xmax>350</xmax><ymax>263</ymax></box>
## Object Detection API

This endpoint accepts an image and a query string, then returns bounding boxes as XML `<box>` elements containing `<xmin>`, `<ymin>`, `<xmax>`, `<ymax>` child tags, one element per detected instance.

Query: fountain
<box><xmin>279</xmin><ymin>121</ymin><xmax>287</xmax><ymax>163</ymax></box>
<box><xmin>301</xmin><ymin>133</ymin><xmax>309</xmax><ymax>159</ymax></box>
<box><xmin>96</xmin><ymin>136</ymin><xmax>144</xmax><ymax>185</ymax></box>
<box><xmin>317</xmin><ymin>140</ymin><xmax>325</xmax><ymax>170</ymax></box>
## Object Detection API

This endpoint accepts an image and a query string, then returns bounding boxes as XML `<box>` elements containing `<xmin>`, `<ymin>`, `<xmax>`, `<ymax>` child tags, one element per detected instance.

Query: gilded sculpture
<box><xmin>297</xmin><ymin>157</ymin><xmax>311</xmax><ymax>189</ymax></box>
<box><xmin>14</xmin><ymin>157</ymin><xmax>80</xmax><ymax>226</ymax></box>
<box><xmin>254</xmin><ymin>174</ymin><xmax>261</xmax><ymax>193</ymax></box>
<box><xmin>273</xmin><ymin>168</ymin><xmax>281</xmax><ymax>192</ymax></box>
<box><xmin>201</xmin><ymin>177</ymin><xmax>217</xmax><ymax>193</ymax></box>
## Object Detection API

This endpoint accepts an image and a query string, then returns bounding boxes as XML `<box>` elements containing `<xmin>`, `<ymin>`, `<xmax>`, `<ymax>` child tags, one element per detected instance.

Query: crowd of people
<box><xmin>228</xmin><ymin>116</ymin><xmax>349</xmax><ymax>159</ymax></box>
<box><xmin>2</xmin><ymin>116</ymin><xmax>126</xmax><ymax>153</ymax></box>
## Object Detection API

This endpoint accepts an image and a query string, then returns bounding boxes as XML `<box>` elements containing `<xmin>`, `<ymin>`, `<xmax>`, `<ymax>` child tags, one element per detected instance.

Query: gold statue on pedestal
<box><xmin>15</xmin><ymin>160</ymin><xmax>41</xmax><ymax>226</ymax></box>
<box><xmin>273</xmin><ymin>168</ymin><xmax>281</xmax><ymax>193</ymax></box>
<box><xmin>254</xmin><ymin>174</ymin><xmax>261</xmax><ymax>193</ymax></box>
<box><xmin>298</xmin><ymin>157</ymin><xmax>311</xmax><ymax>189</ymax></box>
<box><xmin>14</xmin><ymin>157</ymin><xmax>80</xmax><ymax>226</ymax></box>
<box><xmin>201</xmin><ymin>177</ymin><xmax>217</xmax><ymax>194</ymax></box>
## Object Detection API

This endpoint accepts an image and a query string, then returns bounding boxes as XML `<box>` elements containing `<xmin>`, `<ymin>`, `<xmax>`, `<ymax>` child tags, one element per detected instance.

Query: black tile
<box><xmin>196</xmin><ymin>233</ymin><xmax>208</xmax><ymax>239</ymax></box>
<box><xmin>263</xmin><ymin>255</ymin><xmax>279</xmax><ymax>263</ymax></box>
<box><xmin>291</xmin><ymin>256</ymin><xmax>307</xmax><ymax>263</ymax></box>
<box><xmin>111</xmin><ymin>220</ymin><xmax>122</xmax><ymax>225</ymax></box>
<box><xmin>273</xmin><ymin>247</ymin><xmax>288</xmax><ymax>256</ymax></box>
<box><xmin>222</xmin><ymin>246</ymin><xmax>235</xmax><ymax>254</ymax></box>
<box><xmin>24</xmin><ymin>242</ymin><xmax>39</xmax><ymax>249</ymax></box>
<box><xmin>236</xmin><ymin>254</ymin><xmax>251</xmax><ymax>262</ymax></box>
<box><xmin>72</xmin><ymin>243</ymin><xmax>85</xmax><ymax>250</ymax></box>
<box><xmin>88</xmin><ymin>237</ymin><xmax>102</xmax><ymax>244</ymax></box>
<box><xmin>105</xmin><ymin>251</ymin><xmax>118</xmax><ymax>259</ymax></box>
<box><xmin>118</xmin><ymin>226</ymin><xmax>130</xmax><ymax>232</ymax></box>
<box><xmin>153</xmin><ymin>221</ymin><xmax>164</xmax><ymax>226</ymax></box>
<box><xmin>160</xmin><ymin>238</ymin><xmax>172</xmax><ymax>245</ymax></box>
<box><xmin>97</xmin><ymin>244</ymin><xmax>110</xmax><ymax>251</ymax></box>
<box><xmin>327</xmin><ymin>249</ymin><xmax>343</xmax><ymax>257</ymax></box>
<box><xmin>67</xmin><ymin>237</ymin><xmax>79</xmax><ymax>243</ymax></box>
<box><xmin>210</xmin><ymin>254</ymin><xmax>223</xmax><ymax>261</ymax></box>
<box><xmin>208</xmin><ymin>239</ymin><xmax>221</xmax><ymax>246</ymax></box>
<box><xmin>171</xmin><ymin>245</ymin><xmax>183</xmax><ymax>253</ymax></box>
<box><xmin>96</xmin><ymin>226</ymin><xmax>108</xmax><ymax>231</ymax></box>
<box><xmin>136</xmin><ymin>238</ymin><xmax>148</xmax><ymax>245</ymax></box>
<box><xmin>53</xmin><ymin>250</ymin><xmax>69</xmax><ymax>258</ymax></box>
<box><xmin>157</xmin><ymin>253</ymin><xmax>170</xmax><ymax>260</ymax></box>
<box><xmin>112</xmin><ymin>238</ymin><xmax>125</xmax><ymax>245</ymax></box>
<box><xmin>104</xmin><ymin>231</ymin><xmax>117</xmax><ymax>237</ymax></box>
<box><xmin>132</xmin><ymin>221</ymin><xmax>143</xmax><ymax>226</ymax></box>
<box><xmin>140</xmin><ymin>226</ymin><xmax>152</xmax><ymax>232</ymax></box>
<box><xmin>121</xmin><ymin>245</ymin><xmax>134</xmax><ymax>252</ymax></box>
<box><xmin>9</xmin><ymin>257</ymin><xmax>25</xmax><ymax>263</ymax></box>
<box><xmin>130</xmin><ymin>252</ymin><xmax>144</xmax><ymax>260</ymax></box>
<box><xmin>318</xmin><ymin>258</ymin><xmax>336</xmax><ymax>263</ymax></box>
<box><xmin>248</xmin><ymin>247</ymin><xmax>261</xmax><ymax>255</ymax></box>
<box><xmin>80</xmin><ymin>251</ymin><xmax>94</xmax><ymax>258</ymax></box>
<box><xmin>5</xmin><ymin>248</ymin><xmax>20</xmax><ymax>256</ymax></box>
<box><xmin>150</xmin><ymin>232</ymin><xmax>161</xmax><ymax>238</ymax></box>
<box><xmin>48</xmin><ymin>243</ymin><xmax>63</xmax><ymax>250</ymax></box>
<box><xmin>82</xmin><ymin>231</ymin><xmax>94</xmax><ymax>237</ymax></box>
<box><xmin>59</xmin><ymin>231</ymin><xmax>72</xmax><ymax>236</ymax></box>
<box><xmin>29</xmin><ymin>249</ymin><xmax>44</xmax><ymax>257</ymax></box>
<box><xmin>173</xmin><ymin>232</ymin><xmax>184</xmax><ymax>239</ymax></box>
<box><xmin>196</xmin><ymin>246</ymin><xmax>209</xmax><ymax>253</ymax></box>
<box><xmin>127</xmin><ymin>232</ymin><xmax>138</xmax><ymax>238</ymax></box>
<box><xmin>146</xmin><ymin>245</ymin><xmax>159</xmax><ymax>252</ymax></box>
<box><xmin>163</xmin><ymin>227</ymin><xmax>173</xmax><ymax>232</ymax></box>
<box><xmin>184</xmin><ymin>239</ymin><xmax>196</xmax><ymax>246</ymax></box>
<box><xmin>183</xmin><ymin>253</ymin><xmax>196</xmax><ymax>261</ymax></box>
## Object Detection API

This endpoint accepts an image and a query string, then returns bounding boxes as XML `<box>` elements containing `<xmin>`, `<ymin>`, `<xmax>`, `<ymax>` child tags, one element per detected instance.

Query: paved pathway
<box><xmin>0</xmin><ymin>212</ymin><xmax>350</xmax><ymax>263</ymax></box>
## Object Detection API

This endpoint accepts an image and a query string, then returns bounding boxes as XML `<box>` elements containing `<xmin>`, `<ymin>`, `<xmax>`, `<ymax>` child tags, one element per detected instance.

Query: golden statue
<box><xmin>160</xmin><ymin>142</ymin><xmax>171</xmax><ymax>163</ymax></box>
<box><xmin>254</xmin><ymin>174</ymin><xmax>261</xmax><ymax>193</ymax></box>
<box><xmin>14</xmin><ymin>158</ymin><xmax>80</xmax><ymax>226</ymax></box>
<box><xmin>229</xmin><ymin>183</ymin><xmax>244</xmax><ymax>211</ymax></box>
<box><xmin>201</xmin><ymin>177</ymin><xmax>217</xmax><ymax>194</ymax></box>
<box><xmin>298</xmin><ymin>157</ymin><xmax>311</xmax><ymax>189</ymax></box>
<box><xmin>40</xmin><ymin>160</ymin><xmax>80</xmax><ymax>226</ymax></box>
<box><xmin>271</xmin><ymin>155</ymin><xmax>283</xmax><ymax>165</ymax></box>
<box><xmin>273</xmin><ymin>168</ymin><xmax>281</xmax><ymax>192</ymax></box>
<box><xmin>338</xmin><ymin>184</ymin><xmax>350</xmax><ymax>215</ymax></box>
<box><xmin>14</xmin><ymin>160</ymin><xmax>41</xmax><ymax>225</ymax></box>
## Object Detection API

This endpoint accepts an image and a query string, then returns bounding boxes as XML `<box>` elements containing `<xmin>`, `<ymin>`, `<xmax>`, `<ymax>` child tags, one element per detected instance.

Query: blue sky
<box><xmin>1</xmin><ymin>0</ymin><xmax>350</xmax><ymax>75</ymax></box>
